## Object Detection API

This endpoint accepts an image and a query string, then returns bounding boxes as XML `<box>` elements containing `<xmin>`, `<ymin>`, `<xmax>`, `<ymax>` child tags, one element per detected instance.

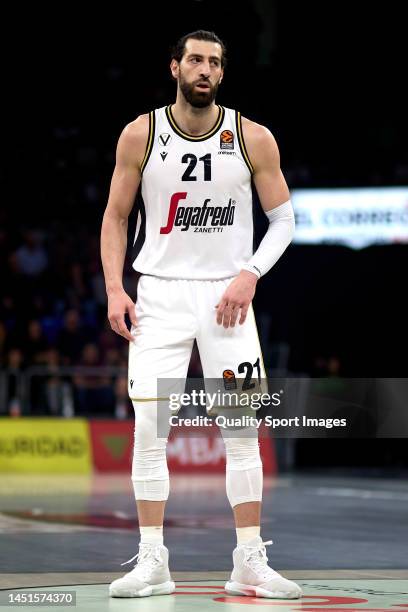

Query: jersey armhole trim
<box><xmin>236</xmin><ymin>111</ymin><xmax>254</xmax><ymax>174</ymax></box>
<box><xmin>140</xmin><ymin>110</ymin><xmax>155</xmax><ymax>173</ymax></box>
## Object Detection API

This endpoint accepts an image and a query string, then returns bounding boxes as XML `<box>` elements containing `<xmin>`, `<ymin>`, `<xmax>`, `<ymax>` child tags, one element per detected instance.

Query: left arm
<box><xmin>215</xmin><ymin>119</ymin><xmax>294</xmax><ymax>327</ymax></box>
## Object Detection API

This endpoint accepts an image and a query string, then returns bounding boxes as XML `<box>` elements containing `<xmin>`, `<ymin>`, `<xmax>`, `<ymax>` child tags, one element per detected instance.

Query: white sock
<box><xmin>140</xmin><ymin>525</ymin><xmax>163</xmax><ymax>545</ymax></box>
<box><xmin>236</xmin><ymin>525</ymin><xmax>260</xmax><ymax>545</ymax></box>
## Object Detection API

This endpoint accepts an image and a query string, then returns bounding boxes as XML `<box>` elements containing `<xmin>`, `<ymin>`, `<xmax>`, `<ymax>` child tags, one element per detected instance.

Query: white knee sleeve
<box><xmin>223</xmin><ymin>435</ymin><xmax>263</xmax><ymax>507</ymax></box>
<box><xmin>131</xmin><ymin>400</ymin><xmax>170</xmax><ymax>501</ymax></box>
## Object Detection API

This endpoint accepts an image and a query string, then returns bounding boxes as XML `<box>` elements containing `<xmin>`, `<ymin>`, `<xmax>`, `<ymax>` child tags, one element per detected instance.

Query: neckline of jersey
<box><xmin>165</xmin><ymin>104</ymin><xmax>225</xmax><ymax>142</ymax></box>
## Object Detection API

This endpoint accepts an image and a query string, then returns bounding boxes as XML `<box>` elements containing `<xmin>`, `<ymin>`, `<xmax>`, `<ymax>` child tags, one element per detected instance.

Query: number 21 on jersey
<box><xmin>181</xmin><ymin>153</ymin><xmax>212</xmax><ymax>181</ymax></box>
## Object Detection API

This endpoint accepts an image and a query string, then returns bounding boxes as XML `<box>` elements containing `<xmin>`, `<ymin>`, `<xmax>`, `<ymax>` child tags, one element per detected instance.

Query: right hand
<box><xmin>107</xmin><ymin>288</ymin><xmax>137</xmax><ymax>342</ymax></box>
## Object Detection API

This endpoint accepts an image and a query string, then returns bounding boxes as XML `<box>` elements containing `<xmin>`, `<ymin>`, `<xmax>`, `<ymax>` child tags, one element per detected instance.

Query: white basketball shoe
<box><xmin>225</xmin><ymin>536</ymin><xmax>302</xmax><ymax>599</ymax></box>
<box><xmin>109</xmin><ymin>542</ymin><xmax>175</xmax><ymax>598</ymax></box>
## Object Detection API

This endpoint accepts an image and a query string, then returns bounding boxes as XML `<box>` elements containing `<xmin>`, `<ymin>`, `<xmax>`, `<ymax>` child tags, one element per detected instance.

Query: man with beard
<box><xmin>101</xmin><ymin>30</ymin><xmax>300</xmax><ymax>599</ymax></box>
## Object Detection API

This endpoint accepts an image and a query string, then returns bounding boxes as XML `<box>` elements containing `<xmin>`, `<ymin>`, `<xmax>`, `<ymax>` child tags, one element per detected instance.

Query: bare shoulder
<box><xmin>116</xmin><ymin>113</ymin><xmax>150</xmax><ymax>168</ymax></box>
<box><xmin>241</xmin><ymin>116</ymin><xmax>279</xmax><ymax>161</ymax></box>
<box><xmin>241</xmin><ymin>117</ymin><xmax>280</xmax><ymax>174</ymax></box>
<box><xmin>122</xmin><ymin>113</ymin><xmax>150</xmax><ymax>142</ymax></box>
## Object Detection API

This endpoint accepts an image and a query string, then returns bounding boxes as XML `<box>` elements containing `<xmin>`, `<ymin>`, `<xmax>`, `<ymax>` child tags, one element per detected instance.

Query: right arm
<box><xmin>100</xmin><ymin>114</ymin><xmax>149</xmax><ymax>341</ymax></box>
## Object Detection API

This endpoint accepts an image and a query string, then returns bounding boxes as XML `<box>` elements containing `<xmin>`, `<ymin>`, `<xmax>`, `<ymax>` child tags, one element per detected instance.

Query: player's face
<box><xmin>173</xmin><ymin>39</ymin><xmax>224</xmax><ymax>108</ymax></box>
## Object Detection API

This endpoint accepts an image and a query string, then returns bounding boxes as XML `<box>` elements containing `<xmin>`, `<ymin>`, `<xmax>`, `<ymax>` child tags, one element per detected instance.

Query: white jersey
<box><xmin>132</xmin><ymin>104</ymin><xmax>255</xmax><ymax>279</ymax></box>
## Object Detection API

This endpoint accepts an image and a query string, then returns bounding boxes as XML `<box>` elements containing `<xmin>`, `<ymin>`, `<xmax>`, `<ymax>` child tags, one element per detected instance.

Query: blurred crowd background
<box><xmin>0</xmin><ymin>1</ymin><xmax>406</xmax><ymax>468</ymax></box>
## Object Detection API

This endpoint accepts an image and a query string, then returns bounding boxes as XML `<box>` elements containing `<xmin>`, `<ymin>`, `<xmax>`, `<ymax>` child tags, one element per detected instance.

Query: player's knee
<box><xmin>132</xmin><ymin>444</ymin><xmax>169</xmax><ymax>479</ymax></box>
<box><xmin>224</xmin><ymin>437</ymin><xmax>263</xmax><ymax>506</ymax></box>
<box><xmin>131</xmin><ymin>445</ymin><xmax>169</xmax><ymax>501</ymax></box>
<box><xmin>224</xmin><ymin>436</ymin><xmax>262</xmax><ymax>471</ymax></box>
<box><xmin>132</xmin><ymin>399</ymin><xmax>170</xmax><ymax>451</ymax></box>
<box><xmin>226</xmin><ymin>465</ymin><xmax>263</xmax><ymax>507</ymax></box>
<box><xmin>131</xmin><ymin>399</ymin><xmax>170</xmax><ymax>501</ymax></box>
<box><xmin>132</xmin><ymin>474</ymin><xmax>170</xmax><ymax>501</ymax></box>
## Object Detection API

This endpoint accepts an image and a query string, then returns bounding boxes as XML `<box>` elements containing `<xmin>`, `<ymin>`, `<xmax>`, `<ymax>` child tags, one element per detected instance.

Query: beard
<box><xmin>178</xmin><ymin>73</ymin><xmax>219</xmax><ymax>108</ymax></box>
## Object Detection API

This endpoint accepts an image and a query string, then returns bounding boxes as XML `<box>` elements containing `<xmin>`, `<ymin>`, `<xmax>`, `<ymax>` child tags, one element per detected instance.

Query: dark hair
<box><xmin>171</xmin><ymin>30</ymin><xmax>227</xmax><ymax>68</ymax></box>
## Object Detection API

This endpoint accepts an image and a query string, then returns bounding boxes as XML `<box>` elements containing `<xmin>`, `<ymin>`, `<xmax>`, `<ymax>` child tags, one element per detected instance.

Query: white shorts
<box><xmin>128</xmin><ymin>274</ymin><xmax>267</xmax><ymax>402</ymax></box>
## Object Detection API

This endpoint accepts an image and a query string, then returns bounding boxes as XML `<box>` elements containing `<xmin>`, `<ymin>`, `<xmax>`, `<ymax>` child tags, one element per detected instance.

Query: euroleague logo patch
<box><xmin>223</xmin><ymin>369</ymin><xmax>237</xmax><ymax>390</ymax></box>
<box><xmin>220</xmin><ymin>129</ymin><xmax>234</xmax><ymax>150</ymax></box>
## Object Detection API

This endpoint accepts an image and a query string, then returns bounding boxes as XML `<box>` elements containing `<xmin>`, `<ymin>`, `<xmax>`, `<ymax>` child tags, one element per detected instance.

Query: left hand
<box><xmin>215</xmin><ymin>270</ymin><xmax>258</xmax><ymax>327</ymax></box>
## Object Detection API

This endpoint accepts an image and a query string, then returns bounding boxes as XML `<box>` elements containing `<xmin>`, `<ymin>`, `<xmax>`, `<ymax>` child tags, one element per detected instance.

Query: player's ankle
<box><xmin>140</xmin><ymin>525</ymin><xmax>164</xmax><ymax>545</ymax></box>
<box><xmin>235</xmin><ymin>525</ymin><xmax>260</xmax><ymax>545</ymax></box>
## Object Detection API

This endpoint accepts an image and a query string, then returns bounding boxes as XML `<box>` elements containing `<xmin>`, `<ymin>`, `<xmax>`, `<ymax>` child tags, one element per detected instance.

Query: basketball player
<box><xmin>101</xmin><ymin>30</ymin><xmax>301</xmax><ymax>599</ymax></box>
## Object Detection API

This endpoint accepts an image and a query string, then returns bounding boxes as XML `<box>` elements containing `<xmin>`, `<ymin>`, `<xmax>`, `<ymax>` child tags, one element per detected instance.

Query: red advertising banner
<box><xmin>90</xmin><ymin>420</ymin><xmax>276</xmax><ymax>475</ymax></box>
<box><xmin>166</xmin><ymin>424</ymin><xmax>276</xmax><ymax>475</ymax></box>
<box><xmin>90</xmin><ymin>420</ymin><xmax>134</xmax><ymax>472</ymax></box>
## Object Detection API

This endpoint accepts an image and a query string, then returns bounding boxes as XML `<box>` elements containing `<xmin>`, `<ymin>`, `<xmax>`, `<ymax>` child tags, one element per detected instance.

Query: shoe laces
<box><xmin>121</xmin><ymin>544</ymin><xmax>163</xmax><ymax>580</ymax></box>
<box><xmin>242</xmin><ymin>540</ymin><xmax>278</xmax><ymax>580</ymax></box>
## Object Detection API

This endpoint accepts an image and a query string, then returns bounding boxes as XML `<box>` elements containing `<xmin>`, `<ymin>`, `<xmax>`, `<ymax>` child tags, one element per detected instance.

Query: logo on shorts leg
<box><xmin>223</xmin><ymin>369</ymin><xmax>237</xmax><ymax>390</ymax></box>
<box><xmin>130</xmin><ymin>380</ymin><xmax>134</xmax><ymax>389</ymax></box>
